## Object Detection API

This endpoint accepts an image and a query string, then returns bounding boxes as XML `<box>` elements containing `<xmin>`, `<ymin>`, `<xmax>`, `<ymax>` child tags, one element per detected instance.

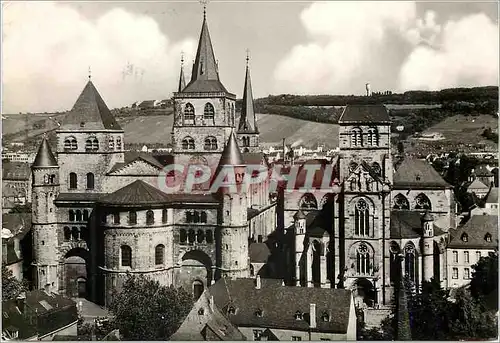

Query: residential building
<box><xmin>2</xmin><ymin>213</ymin><xmax>32</xmax><ymax>281</ymax></box>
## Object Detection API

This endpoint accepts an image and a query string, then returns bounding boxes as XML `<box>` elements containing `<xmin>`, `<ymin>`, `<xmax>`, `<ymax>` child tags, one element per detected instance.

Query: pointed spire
<box><xmin>178</xmin><ymin>52</ymin><xmax>186</xmax><ymax>92</ymax></box>
<box><xmin>32</xmin><ymin>136</ymin><xmax>58</xmax><ymax>168</ymax></box>
<box><xmin>190</xmin><ymin>5</ymin><xmax>219</xmax><ymax>82</ymax></box>
<box><xmin>218</xmin><ymin>130</ymin><xmax>244</xmax><ymax>167</ymax></box>
<box><xmin>238</xmin><ymin>50</ymin><xmax>258</xmax><ymax>133</ymax></box>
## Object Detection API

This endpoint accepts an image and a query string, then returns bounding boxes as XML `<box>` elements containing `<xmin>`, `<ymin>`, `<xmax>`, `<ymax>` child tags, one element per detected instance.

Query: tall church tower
<box><xmin>237</xmin><ymin>53</ymin><xmax>260</xmax><ymax>153</ymax></box>
<box><xmin>172</xmin><ymin>9</ymin><xmax>236</xmax><ymax>182</ymax></box>
<box><xmin>31</xmin><ymin>137</ymin><xmax>60</xmax><ymax>293</ymax></box>
<box><xmin>216</xmin><ymin>131</ymin><xmax>250</xmax><ymax>280</ymax></box>
<box><xmin>336</xmin><ymin>104</ymin><xmax>393</xmax><ymax>305</ymax></box>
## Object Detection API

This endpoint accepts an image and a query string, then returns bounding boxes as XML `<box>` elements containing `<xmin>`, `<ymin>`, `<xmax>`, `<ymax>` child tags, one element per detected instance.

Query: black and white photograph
<box><xmin>1</xmin><ymin>0</ymin><xmax>499</xmax><ymax>341</ymax></box>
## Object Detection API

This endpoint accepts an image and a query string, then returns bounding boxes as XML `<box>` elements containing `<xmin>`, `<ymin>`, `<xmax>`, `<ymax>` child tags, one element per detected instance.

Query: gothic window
<box><xmin>71</xmin><ymin>227</ymin><xmax>79</xmax><ymax>241</ymax></box>
<box><xmin>86</xmin><ymin>173</ymin><xmax>95</xmax><ymax>189</ymax></box>
<box><xmin>69</xmin><ymin>173</ymin><xmax>77</xmax><ymax>189</ymax></box>
<box><xmin>129</xmin><ymin>211</ymin><xmax>137</xmax><ymax>225</ymax></box>
<box><xmin>184</xmin><ymin>103</ymin><xmax>195</xmax><ymax>123</ymax></box>
<box><xmin>108</xmin><ymin>137</ymin><xmax>114</xmax><ymax>149</ymax></box>
<box><xmin>354</xmin><ymin>199</ymin><xmax>370</xmax><ymax>236</ymax></box>
<box><xmin>113</xmin><ymin>213</ymin><xmax>120</xmax><ymax>224</ymax></box>
<box><xmin>85</xmin><ymin>137</ymin><xmax>99</xmax><ymax>151</ymax></box>
<box><xmin>404</xmin><ymin>244</ymin><xmax>417</xmax><ymax>282</ymax></box>
<box><xmin>121</xmin><ymin>245</ymin><xmax>132</xmax><ymax>267</ymax></box>
<box><xmin>162</xmin><ymin>208</ymin><xmax>168</xmax><ymax>223</ymax></box>
<box><xmin>200</xmin><ymin>211</ymin><xmax>207</xmax><ymax>223</ymax></box>
<box><xmin>76</xmin><ymin>210</ymin><xmax>82</xmax><ymax>222</ymax></box>
<box><xmin>69</xmin><ymin>210</ymin><xmax>75</xmax><ymax>222</ymax></box>
<box><xmin>180</xmin><ymin>229</ymin><xmax>187</xmax><ymax>244</ymax></box>
<box><xmin>116</xmin><ymin>137</ymin><xmax>122</xmax><ymax>150</ymax></box>
<box><xmin>155</xmin><ymin>244</ymin><xmax>165</xmax><ymax>265</ymax></box>
<box><xmin>371</xmin><ymin>162</ymin><xmax>381</xmax><ymax>176</ymax></box>
<box><xmin>351</xmin><ymin>128</ymin><xmax>362</xmax><ymax>147</ymax></box>
<box><xmin>415</xmin><ymin>193</ymin><xmax>432</xmax><ymax>210</ymax></box>
<box><xmin>188</xmin><ymin>229</ymin><xmax>196</xmax><ymax>244</ymax></box>
<box><xmin>182</xmin><ymin>137</ymin><xmax>195</xmax><ymax>150</ymax></box>
<box><xmin>389</xmin><ymin>241</ymin><xmax>401</xmax><ymax>284</ymax></box>
<box><xmin>367</xmin><ymin>127</ymin><xmax>379</xmax><ymax>146</ymax></box>
<box><xmin>83</xmin><ymin>210</ymin><xmax>89</xmax><ymax>221</ymax></box>
<box><xmin>205</xmin><ymin>230</ymin><xmax>213</xmax><ymax>244</ymax></box>
<box><xmin>393</xmin><ymin>194</ymin><xmax>410</xmax><ymax>210</ymax></box>
<box><xmin>204</xmin><ymin>103</ymin><xmax>215</xmax><ymax>120</ymax></box>
<box><xmin>348</xmin><ymin>162</ymin><xmax>358</xmax><ymax>173</ymax></box>
<box><xmin>299</xmin><ymin>193</ymin><xmax>317</xmax><ymax>210</ymax></box>
<box><xmin>64</xmin><ymin>227</ymin><xmax>71</xmax><ymax>241</ymax></box>
<box><xmin>204</xmin><ymin>136</ymin><xmax>218</xmax><ymax>150</ymax></box>
<box><xmin>146</xmin><ymin>210</ymin><xmax>155</xmax><ymax>225</ymax></box>
<box><xmin>64</xmin><ymin>136</ymin><xmax>78</xmax><ymax>150</ymax></box>
<box><xmin>356</xmin><ymin>242</ymin><xmax>370</xmax><ymax>275</ymax></box>
<box><xmin>242</xmin><ymin>136</ymin><xmax>250</xmax><ymax>147</ymax></box>
<box><xmin>197</xmin><ymin>230</ymin><xmax>205</xmax><ymax>243</ymax></box>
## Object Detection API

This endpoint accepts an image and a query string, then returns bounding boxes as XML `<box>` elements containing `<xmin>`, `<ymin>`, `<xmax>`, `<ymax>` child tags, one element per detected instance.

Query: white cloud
<box><xmin>2</xmin><ymin>2</ymin><xmax>196</xmax><ymax>113</ymax></box>
<box><xmin>399</xmin><ymin>13</ymin><xmax>499</xmax><ymax>91</ymax></box>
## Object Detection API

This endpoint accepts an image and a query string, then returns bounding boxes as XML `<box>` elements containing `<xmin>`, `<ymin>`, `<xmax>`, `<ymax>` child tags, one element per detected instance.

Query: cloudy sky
<box><xmin>2</xmin><ymin>1</ymin><xmax>498</xmax><ymax>114</ymax></box>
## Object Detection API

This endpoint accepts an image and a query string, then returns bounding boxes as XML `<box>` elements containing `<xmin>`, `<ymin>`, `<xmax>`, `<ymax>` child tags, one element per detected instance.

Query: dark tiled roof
<box><xmin>2</xmin><ymin>290</ymin><xmax>78</xmax><ymax>340</ymax></box>
<box><xmin>203</xmin><ymin>309</ymin><xmax>247</xmax><ymax>341</ymax></box>
<box><xmin>108</xmin><ymin>151</ymin><xmax>165</xmax><ymax>173</ymax></box>
<box><xmin>249</xmin><ymin>243</ymin><xmax>271</xmax><ymax>263</ymax></box>
<box><xmin>238</xmin><ymin>65</ymin><xmax>258</xmax><ymax>134</ymax></box>
<box><xmin>60</xmin><ymin>81</ymin><xmax>122</xmax><ymax>130</ymax></box>
<box><xmin>218</xmin><ymin>131</ymin><xmax>244</xmax><ymax>167</ymax></box>
<box><xmin>467</xmin><ymin>179</ymin><xmax>489</xmax><ymax>190</ymax></box>
<box><xmin>338</xmin><ymin>104</ymin><xmax>390</xmax><ymax>123</ymax></box>
<box><xmin>390</xmin><ymin>210</ymin><xmax>445</xmax><ymax>239</ymax></box>
<box><xmin>183</xmin><ymin>79</ymin><xmax>230</xmax><ymax>94</ymax></box>
<box><xmin>209</xmin><ymin>278</ymin><xmax>352</xmax><ymax>334</ymax></box>
<box><xmin>475</xmin><ymin>164</ymin><xmax>493</xmax><ymax>176</ymax></box>
<box><xmin>99</xmin><ymin>180</ymin><xmax>170</xmax><ymax>206</ymax></box>
<box><xmin>152</xmin><ymin>153</ymin><xmax>175</xmax><ymax>167</ymax></box>
<box><xmin>32</xmin><ymin>137</ymin><xmax>58</xmax><ymax>168</ymax></box>
<box><xmin>484</xmin><ymin>188</ymin><xmax>498</xmax><ymax>204</ymax></box>
<box><xmin>394</xmin><ymin>159</ymin><xmax>451</xmax><ymax>189</ymax></box>
<box><xmin>2</xmin><ymin>213</ymin><xmax>31</xmax><ymax>238</ymax></box>
<box><xmin>448</xmin><ymin>215</ymin><xmax>498</xmax><ymax>249</ymax></box>
<box><xmin>190</xmin><ymin>16</ymin><xmax>219</xmax><ymax>83</ymax></box>
<box><xmin>2</xmin><ymin>162</ymin><xmax>30</xmax><ymax>180</ymax></box>
<box><xmin>55</xmin><ymin>193</ymin><xmax>105</xmax><ymax>202</ymax></box>
<box><xmin>247</xmin><ymin>208</ymin><xmax>259</xmax><ymax>220</ymax></box>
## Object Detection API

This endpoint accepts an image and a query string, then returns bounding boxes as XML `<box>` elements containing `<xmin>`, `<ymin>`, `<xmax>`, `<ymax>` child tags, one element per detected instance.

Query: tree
<box><xmin>470</xmin><ymin>252</ymin><xmax>498</xmax><ymax>305</ymax></box>
<box><xmin>108</xmin><ymin>274</ymin><xmax>193</xmax><ymax>341</ymax></box>
<box><xmin>2</xmin><ymin>265</ymin><xmax>26</xmax><ymax>301</ymax></box>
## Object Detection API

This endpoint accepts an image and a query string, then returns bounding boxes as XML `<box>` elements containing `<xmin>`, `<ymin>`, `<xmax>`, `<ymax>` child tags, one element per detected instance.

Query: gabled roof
<box><xmin>209</xmin><ymin>278</ymin><xmax>352</xmax><ymax>334</ymax></box>
<box><xmin>448</xmin><ymin>215</ymin><xmax>498</xmax><ymax>249</ymax></box>
<box><xmin>338</xmin><ymin>104</ymin><xmax>390</xmax><ymax>123</ymax></box>
<box><xmin>218</xmin><ymin>131</ymin><xmax>244</xmax><ymax>167</ymax></box>
<box><xmin>475</xmin><ymin>164</ymin><xmax>493</xmax><ymax>176</ymax></box>
<box><xmin>390</xmin><ymin>210</ymin><xmax>445</xmax><ymax>239</ymax></box>
<box><xmin>32</xmin><ymin>137</ymin><xmax>57</xmax><ymax>168</ymax></box>
<box><xmin>467</xmin><ymin>178</ymin><xmax>489</xmax><ymax>190</ymax></box>
<box><xmin>108</xmin><ymin>151</ymin><xmax>165</xmax><ymax>174</ymax></box>
<box><xmin>237</xmin><ymin>63</ymin><xmax>258</xmax><ymax>134</ymax></box>
<box><xmin>249</xmin><ymin>243</ymin><xmax>271</xmax><ymax>263</ymax></box>
<box><xmin>393</xmin><ymin>159</ymin><xmax>451</xmax><ymax>189</ymax></box>
<box><xmin>60</xmin><ymin>81</ymin><xmax>122</xmax><ymax>131</ymax></box>
<box><xmin>99</xmin><ymin>180</ymin><xmax>170</xmax><ymax>206</ymax></box>
<box><xmin>484</xmin><ymin>188</ymin><xmax>498</xmax><ymax>204</ymax></box>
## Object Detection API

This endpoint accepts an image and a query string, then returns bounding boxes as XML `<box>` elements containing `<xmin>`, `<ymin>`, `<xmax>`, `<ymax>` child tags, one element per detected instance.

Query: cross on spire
<box><xmin>246</xmin><ymin>49</ymin><xmax>250</xmax><ymax>66</ymax></box>
<box><xmin>181</xmin><ymin>51</ymin><xmax>184</xmax><ymax>66</ymax></box>
<box><xmin>199</xmin><ymin>0</ymin><xmax>209</xmax><ymax>19</ymax></box>
<box><xmin>88</xmin><ymin>66</ymin><xmax>92</xmax><ymax>81</ymax></box>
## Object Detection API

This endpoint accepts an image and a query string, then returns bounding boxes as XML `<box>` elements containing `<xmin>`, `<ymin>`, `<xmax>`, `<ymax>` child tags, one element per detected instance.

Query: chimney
<box><xmin>309</xmin><ymin>303</ymin><xmax>317</xmax><ymax>328</ymax></box>
<box><xmin>16</xmin><ymin>292</ymin><xmax>26</xmax><ymax>314</ymax></box>
<box><xmin>256</xmin><ymin>275</ymin><xmax>261</xmax><ymax>289</ymax></box>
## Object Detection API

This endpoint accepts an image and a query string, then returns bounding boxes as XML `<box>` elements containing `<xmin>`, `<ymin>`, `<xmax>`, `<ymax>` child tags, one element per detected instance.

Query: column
<box><xmin>306</xmin><ymin>246</ymin><xmax>313</xmax><ymax>288</ymax></box>
<box><xmin>295</xmin><ymin>255</ymin><xmax>301</xmax><ymax>286</ymax></box>
<box><xmin>320</xmin><ymin>255</ymin><xmax>328</xmax><ymax>288</ymax></box>
<box><xmin>418</xmin><ymin>255</ymin><xmax>423</xmax><ymax>289</ymax></box>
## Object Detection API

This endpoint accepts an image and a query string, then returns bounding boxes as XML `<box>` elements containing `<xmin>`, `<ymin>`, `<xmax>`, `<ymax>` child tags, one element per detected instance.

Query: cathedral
<box><xmin>31</xmin><ymin>8</ymin><xmax>456</xmax><ymax>310</ymax></box>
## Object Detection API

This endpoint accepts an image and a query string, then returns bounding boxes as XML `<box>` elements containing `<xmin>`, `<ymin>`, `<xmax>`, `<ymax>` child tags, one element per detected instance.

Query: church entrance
<box><xmin>180</xmin><ymin>250</ymin><xmax>213</xmax><ymax>299</ymax></box>
<box><xmin>77</xmin><ymin>278</ymin><xmax>87</xmax><ymax>298</ymax></box>
<box><xmin>63</xmin><ymin>248</ymin><xmax>90</xmax><ymax>299</ymax></box>
<box><xmin>353</xmin><ymin>278</ymin><xmax>375</xmax><ymax>308</ymax></box>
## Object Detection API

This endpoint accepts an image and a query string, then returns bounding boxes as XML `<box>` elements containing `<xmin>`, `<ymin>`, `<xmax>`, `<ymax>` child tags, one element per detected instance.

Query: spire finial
<box><xmin>181</xmin><ymin>51</ymin><xmax>184</xmax><ymax>66</ymax></box>
<box><xmin>200</xmin><ymin>0</ymin><xmax>209</xmax><ymax>19</ymax></box>
<box><xmin>88</xmin><ymin>66</ymin><xmax>92</xmax><ymax>81</ymax></box>
<box><xmin>246</xmin><ymin>49</ymin><xmax>250</xmax><ymax>67</ymax></box>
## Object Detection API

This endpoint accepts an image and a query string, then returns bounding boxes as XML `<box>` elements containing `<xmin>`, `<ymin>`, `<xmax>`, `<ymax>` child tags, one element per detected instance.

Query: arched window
<box><xmin>83</xmin><ymin>210</ymin><xmax>89</xmax><ymax>221</ymax></box>
<box><xmin>404</xmin><ymin>244</ymin><xmax>417</xmax><ymax>282</ymax></box>
<box><xmin>64</xmin><ymin>136</ymin><xmax>78</xmax><ymax>150</ymax></box>
<box><xmin>116</xmin><ymin>137</ymin><xmax>122</xmax><ymax>150</ymax></box>
<box><xmin>182</xmin><ymin>136</ymin><xmax>195</xmax><ymax>150</ymax></box>
<box><xmin>71</xmin><ymin>227</ymin><xmax>80</xmax><ymax>241</ymax></box>
<box><xmin>204</xmin><ymin>136</ymin><xmax>218</xmax><ymax>150</ymax></box>
<box><xmin>356</xmin><ymin>242</ymin><xmax>370</xmax><ymax>275</ymax></box>
<box><xmin>194</xmin><ymin>211</ymin><xmax>200</xmax><ymax>223</ymax></box>
<box><xmin>121</xmin><ymin>245</ymin><xmax>132</xmax><ymax>267</ymax></box>
<box><xmin>184</xmin><ymin>103</ymin><xmax>195</xmax><ymax>123</ymax></box>
<box><xmin>155</xmin><ymin>244</ymin><xmax>165</xmax><ymax>265</ymax></box>
<box><xmin>76</xmin><ymin>210</ymin><xmax>82</xmax><ymax>222</ymax></box>
<box><xmin>86</xmin><ymin>173</ymin><xmax>95</xmax><ymax>189</ymax></box>
<box><xmin>351</xmin><ymin>128</ymin><xmax>362</xmax><ymax>147</ymax></box>
<box><xmin>69</xmin><ymin>210</ymin><xmax>75</xmax><ymax>222</ymax></box>
<box><xmin>371</xmin><ymin>162</ymin><xmax>381</xmax><ymax>176</ymax></box>
<box><xmin>64</xmin><ymin>227</ymin><xmax>71</xmax><ymax>241</ymax></box>
<box><xmin>85</xmin><ymin>137</ymin><xmax>99</xmax><ymax>151</ymax></box>
<box><xmin>146</xmin><ymin>210</ymin><xmax>154</xmax><ymax>225</ymax></box>
<box><xmin>108</xmin><ymin>137</ymin><xmax>114</xmax><ymax>149</ymax></box>
<box><xmin>367</xmin><ymin>127</ymin><xmax>379</xmax><ymax>146</ymax></box>
<box><xmin>113</xmin><ymin>213</ymin><xmax>120</xmax><ymax>224</ymax></box>
<box><xmin>299</xmin><ymin>193</ymin><xmax>317</xmax><ymax>210</ymax></box>
<box><xmin>389</xmin><ymin>241</ymin><xmax>401</xmax><ymax>284</ymax></box>
<box><xmin>188</xmin><ymin>229</ymin><xmax>196</xmax><ymax>244</ymax></box>
<box><xmin>393</xmin><ymin>194</ymin><xmax>410</xmax><ymax>210</ymax></box>
<box><xmin>205</xmin><ymin>230</ymin><xmax>213</xmax><ymax>244</ymax></box>
<box><xmin>69</xmin><ymin>173</ymin><xmax>77</xmax><ymax>189</ymax></box>
<box><xmin>415</xmin><ymin>193</ymin><xmax>432</xmax><ymax>210</ymax></box>
<box><xmin>355</xmin><ymin>199</ymin><xmax>370</xmax><ymax>236</ymax></box>
<box><xmin>129</xmin><ymin>211</ymin><xmax>137</xmax><ymax>225</ymax></box>
<box><xmin>204</xmin><ymin>103</ymin><xmax>215</xmax><ymax>120</ymax></box>
<box><xmin>197</xmin><ymin>230</ymin><xmax>205</xmax><ymax>243</ymax></box>
<box><xmin>162</xmin><ymin>208</ymin><xmax>168</xmax><ymax>223</ymax></box>
<box><xmin>180</xmin><ymin>229</ymin><xmax>187</xmax><ymax>243</ymax></box>
<box><xmin>200</xmin><ymin>212</ymin><xmax>207</xmax><ymax>223</ymax></box>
